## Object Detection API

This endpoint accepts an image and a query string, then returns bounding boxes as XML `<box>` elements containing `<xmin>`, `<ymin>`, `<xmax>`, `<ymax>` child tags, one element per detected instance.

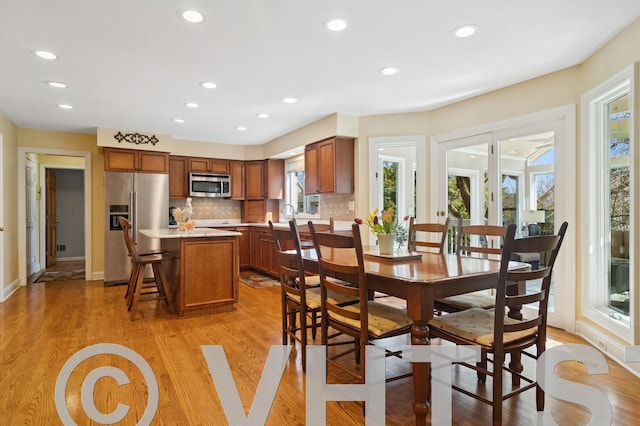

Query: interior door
<box><xmin>45</xmin><ymin>168</ymin><xmax>57</xmax><ymax>267</ymax></box>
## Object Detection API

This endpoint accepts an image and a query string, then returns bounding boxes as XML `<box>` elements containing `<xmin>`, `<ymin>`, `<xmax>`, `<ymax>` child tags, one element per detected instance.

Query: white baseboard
<box><xmin>576</xmin><ymin>320</ymin><xmax>640</xmax><ymax>378</ymax></box>
<box><xmin>1</xmin><ymin>278</ymin><xmax>22</xmax><ymax>302</ymax></box>
<box><xmin>57</xmin><ymin>256</ymin><xmax>85</xmax><ymax>262</ymax></box>
<box><xmin>91</xmin><ymin>271</ymin><xmax>104</xmax><ymax>281</ymax></box>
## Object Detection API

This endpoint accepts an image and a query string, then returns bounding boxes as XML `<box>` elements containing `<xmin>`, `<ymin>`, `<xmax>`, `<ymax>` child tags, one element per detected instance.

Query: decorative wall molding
<box><xmin>114</xmin><ymin>131</ymin><xmax>159</xmax><ymax>146</ymax></box>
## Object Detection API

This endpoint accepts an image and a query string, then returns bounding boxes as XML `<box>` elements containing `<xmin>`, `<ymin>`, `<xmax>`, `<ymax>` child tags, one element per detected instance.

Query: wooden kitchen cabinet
<box><xmin>230</xmin><ymin>161</ymin><xmax>245</xmax><ymax>200</ymax></box>
<box><xmin>251</xmin><ymin>227</ymin><xmax>278</xmax><ymax>277</ymax></box>
<box><xmin>244</xmin><ymin>159</ymin><xmax>284</xmax><ymax>200</ymax></box>
<box><xmin>304</xmin><ymin>136</ymin><xmax>354</xmax><ymax>194</ymax></box>
<box><xmin>189</xmin><ymin>157</ymin><xmax>230</xmax><ymax>174</ymax></box>
<box><xmin>220</xmin><ymin>226</ymin><xmax>251</xmax><ymax>269</ymax></box>
<box><xmin>104</xmin><ymin>147</ymin><xmax>169</xmax><ymax>173</ymax></box>
<box><xmin>242</xmin><ymin>199</ymin><xmax>279</xmax><ymax>223</ymax></box>
<box><xmin>169</xmin><ymin>156</ymin><xmax>189</xmax><ymax>198</ymax></box>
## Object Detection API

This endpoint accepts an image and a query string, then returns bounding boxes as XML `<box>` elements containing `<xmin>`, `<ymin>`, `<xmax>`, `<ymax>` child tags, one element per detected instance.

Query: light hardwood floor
<box><xmin>1</xmin><ymin>278</ymin><xmax>639</xmax><ymax>425</ymax></box>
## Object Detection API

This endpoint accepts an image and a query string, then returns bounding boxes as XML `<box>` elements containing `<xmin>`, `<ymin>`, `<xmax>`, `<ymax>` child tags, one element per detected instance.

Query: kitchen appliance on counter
<box><xmin>104</xmin><ymin>171</ymin><xmax>168</xmax><ymax>286</ymax></box>
<box><xmin>189</xmin><ymin>173</ymin><xmax>231</xmax><ymax>198</ymax></box>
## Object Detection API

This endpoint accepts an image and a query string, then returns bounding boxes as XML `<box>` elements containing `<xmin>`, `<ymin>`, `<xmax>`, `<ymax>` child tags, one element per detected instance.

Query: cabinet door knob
<box><xmin>0</xmin><ymin>226</ymin><xmax>4</xmax><ymax>231</ymax></box>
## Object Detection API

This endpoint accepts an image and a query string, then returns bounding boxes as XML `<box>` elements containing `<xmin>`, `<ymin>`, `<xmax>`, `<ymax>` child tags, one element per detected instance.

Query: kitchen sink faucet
<box><xmin>283</xmin><ymin>203</ymin><xmax>297</xmax><ymax>220</ymax></box>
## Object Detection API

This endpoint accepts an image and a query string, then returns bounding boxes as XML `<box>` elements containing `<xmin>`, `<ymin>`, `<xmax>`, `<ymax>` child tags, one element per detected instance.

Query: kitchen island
<box><xmin>139</xmin><ymin>228</ymin><xmax>242</xmax><ymax>317</ymax></box>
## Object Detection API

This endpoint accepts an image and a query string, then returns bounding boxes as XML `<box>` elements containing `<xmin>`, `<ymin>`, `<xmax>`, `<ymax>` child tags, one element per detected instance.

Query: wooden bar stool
<box><xmin>118</xmin><ymin>217</ymin><xmax>171</xmax><ymax>320</ymax></box>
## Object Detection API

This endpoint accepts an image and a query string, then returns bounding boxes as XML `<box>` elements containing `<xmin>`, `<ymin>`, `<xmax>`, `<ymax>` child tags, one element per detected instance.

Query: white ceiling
<box><xmin>1</xmin><ymin>1</ymin><xmax>639</xmax><ymax>146</ymax></box>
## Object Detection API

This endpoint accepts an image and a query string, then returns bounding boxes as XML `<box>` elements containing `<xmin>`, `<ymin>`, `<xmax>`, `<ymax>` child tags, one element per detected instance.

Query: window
<box><xmin>284</xmin><ymin>155</ymin><xmax>319</xmax><ymax>217</ymax></box>
<box><xmin>582</xmin><ymin>63</ymin><xmax>636</xmax><ymax>341</ymax></box>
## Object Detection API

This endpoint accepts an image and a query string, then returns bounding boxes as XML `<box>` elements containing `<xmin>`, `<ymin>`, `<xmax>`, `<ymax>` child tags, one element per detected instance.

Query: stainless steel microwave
<box><xmin>189</xmin><ymin>173</ymin><xmax>231</xmax><ymax>198</ymax></box>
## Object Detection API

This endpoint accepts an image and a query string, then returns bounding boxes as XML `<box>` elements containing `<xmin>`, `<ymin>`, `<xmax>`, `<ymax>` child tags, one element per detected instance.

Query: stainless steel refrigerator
<box><xmin>104</xmin><ymin>171</ymin><xmax>168</xmax><ymax>285</ymax></box>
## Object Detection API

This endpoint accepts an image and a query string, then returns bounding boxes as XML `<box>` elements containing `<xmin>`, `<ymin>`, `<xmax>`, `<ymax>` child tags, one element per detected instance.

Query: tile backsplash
<box><xmin>170</xmin><ymin>198</ymin><xmax>242</xmax><ymax>220</ymax></box>
<box><xmin>319</xmin><ymin>193</ymin><xmax>354</xmax><ymax>221</ymax></box>
<box><xmin>170</xmin><ymin>193</ymin><xmax>354</xmax><ymax>221</ymax></box>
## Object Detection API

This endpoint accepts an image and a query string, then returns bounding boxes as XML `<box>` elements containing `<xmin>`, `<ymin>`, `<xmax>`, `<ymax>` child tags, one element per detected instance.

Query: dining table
<box><xmin>301</xmin><ymin>245</ymin><xmax>527</xmax><ymax>426</ymax></box>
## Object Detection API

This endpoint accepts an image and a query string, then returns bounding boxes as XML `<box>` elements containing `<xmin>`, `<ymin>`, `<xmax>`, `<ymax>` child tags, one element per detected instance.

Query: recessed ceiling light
<box><xmin>379</xmin><ymin>67</ymin><xmax>398</xmax><ymax>76</ymax></box>
<box><xmin>324</xmin><ymin>18</ymin><xmax>347</xmax><ymax>32</ymax></box>
<box><xmin>185</xmin><ymin>102</ymin><xmax>199</xmax><ymax>108</ymax></box>
<box><xmin>174</xmin><ymin>118</ymin><xmax>185</xmax><ymax>123</ymax></box>
<box><xmin>57</xmin><ymin>104</ymin><xmax>73</xmax><ymax>109</ymax></box>
<box><xmin>200</xmin><ymin>81</ymin><xmax>217</xmax><ymax>89</ymax></box>
<box><xmin>180</xmin><ymin>10</ymin><xmax>204</xmax><ymax>23</ymax></box>
<box><xmin>282</xmin><ymin>97</ymin><xmax>298</xmax><ymax>104</ymax></box>
<box><xmin>236</xmin><ymin>126</ymin><xmax>247</xmax><ymax>131</ymax></box>
<box><xmin>34</xmin><ymin>50</ymin><xmax>58</xmax><ymax>60</ymax></box>
<box><xmin>452</xmin><ymin>24</ymin><xmax>478</xmax><ymax>38</ymax></box>
<box><xmin>257</xmin><ymin>113</ymin><xmax>269</xmax><ymax>119</ymax></box>
<box><xmin>45</xmin><ymin>81</ymin><xmax>67</xmax><ymax>88</ymax></box>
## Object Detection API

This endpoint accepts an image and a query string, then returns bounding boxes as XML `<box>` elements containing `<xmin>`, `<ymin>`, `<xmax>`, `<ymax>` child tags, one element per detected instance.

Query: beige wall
<box><xmin>1</xmin><ymin>111</ymin><xmax>19</xmax><ymax>292</ymax></box>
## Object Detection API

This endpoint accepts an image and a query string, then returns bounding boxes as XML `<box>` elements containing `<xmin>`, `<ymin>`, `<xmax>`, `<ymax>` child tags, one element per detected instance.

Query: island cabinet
<box><xmin>230</xmin><ymin>160</ymin><xmax>245</xmax><ymax>200</ymax></box>
<box><xmin>169</xmin><ymin>156</ymin><xmax>189</xmax><ymax>198</ymax></box>
<box><xmin>104</xmin><ymin>147</ymin><xmax>169</xmax><ymax>173</ymax></box>
<box><xmin>188</xmin><ymin>157</ymin><xmax>230</xmax><ymax>174</ymax></box>
<box><xmin>151</xmin><ymin>230</ymin><xmax>241</xmax><ymax>318</ymax></box>
<box><xmin>304</xmin><ymin>136</ymin><xmax>354</xmax><ymax>194</ymax></box>
<box><xmin>251</xmin><ymin>227</ymin><xmax>279</xmax><ymax>277</ymax></box>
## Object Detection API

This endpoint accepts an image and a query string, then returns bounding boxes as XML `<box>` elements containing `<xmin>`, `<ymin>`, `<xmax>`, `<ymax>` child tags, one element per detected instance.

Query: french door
<box><xmin>431</xmin><ymin>108</ymin><xmax>575</xmax><ymax>330</ymax></box>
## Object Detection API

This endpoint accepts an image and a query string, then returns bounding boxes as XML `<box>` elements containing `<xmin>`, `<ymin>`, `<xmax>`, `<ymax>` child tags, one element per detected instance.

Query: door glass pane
<box><xmin>607</xmin><ymin>93</ymin><xmax>630</xmax><ymax>317</ymax></box>
<box><xmin>382</xmin><ymin>159</ymin><xmax>399</xmax><ymax>212</ymax></box>
<box><xmin>499</xmin><ymin>131</ymin><xmax>556</xmax><ymax>310</ymax></box>
<box><xmin>446</xmin><ymin>143</ymin><xmax>489</xmax><ymax>252</ymax></box>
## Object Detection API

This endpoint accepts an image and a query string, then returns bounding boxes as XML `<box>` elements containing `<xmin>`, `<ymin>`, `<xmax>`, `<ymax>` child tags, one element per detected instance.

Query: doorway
<box><xmin>430</xmin><ymin>106</ymin><xmax>576</xmax><ymax>331</ymax></box>
<box><xmin>17</xmin><ymin>147</ymin><xmax>92</xmax><ymax>286</ymax></box>
<box><xmin>369</xmin><ymin>135</ymin><xmax>426</xmax><ymax>226</ymax></box>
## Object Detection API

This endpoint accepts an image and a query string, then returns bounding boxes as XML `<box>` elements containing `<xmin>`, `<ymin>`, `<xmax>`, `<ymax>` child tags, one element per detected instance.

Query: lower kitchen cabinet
<box><xmin>251</xmin><ymin>227</ymin><xmax>279</xmax><ymax>277</ymax></box>
<box><xmin>220</xmin><ymin>226</ymin><xmax>251</xmax><ymax>269</ymax></box>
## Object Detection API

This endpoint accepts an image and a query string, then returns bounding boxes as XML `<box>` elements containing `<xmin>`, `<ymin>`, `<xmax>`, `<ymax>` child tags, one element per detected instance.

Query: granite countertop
<box><xmin>184</xmin><ymin>218</ymin><xmax>353</xmax><ymax>231</ymax></box>
<box><xmin>140</xmin><ymin>228</ymin><xmax>242</xmax><ymax>239</ymax></box>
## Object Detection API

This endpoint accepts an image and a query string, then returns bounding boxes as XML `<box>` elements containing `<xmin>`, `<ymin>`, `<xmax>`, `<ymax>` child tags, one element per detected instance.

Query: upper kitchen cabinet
<box><xmin>304</xmin><ymin>136</ymin><xmax>354</xmax><ymax>194</ymax></box>
<box><xmin>245</xmin><ymin>159</ymin><xmax>284</xmax><ymax>200</ymax></box>
<box><xmin>230</xmin><ymin>161</ymin><xmax>245</xmax><ymax>200</ymax></box>
<box><xmin>169</xmin><ymin>156</ymin><xmax>189</xmax><ymax>198</ymax></box>
<box><xmin>104</xmin><ymin>147</ymin><xmax>169</xmax><ymax>173</ymax></box>
<box><xmin>188</xmin><ymin>157</ymin><xmax>230</xmax><ymax>174</ymax></box>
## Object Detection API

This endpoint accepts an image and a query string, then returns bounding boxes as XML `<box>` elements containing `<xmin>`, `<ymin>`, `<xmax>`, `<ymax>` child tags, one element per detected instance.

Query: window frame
<box><xmin>581</xmin><ymin>63</ymin><xmax>637</xmax><ymax>342</ymax></box>
<box><xmin>283</xmin><ymin>154</ymin><xmax>320</xmax><ymax>219</ymax></box>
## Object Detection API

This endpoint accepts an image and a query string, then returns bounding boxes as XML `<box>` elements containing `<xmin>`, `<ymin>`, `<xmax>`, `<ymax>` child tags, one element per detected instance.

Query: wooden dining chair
<box><xmin>118</xmin><ymin>217</ymin><xmax>171</xmax><ymax>320</ymax></box>
<box><xmin>268</xmin><ymin>220</ymin><xmax>356</xmax><ymax>371</ymax></box>
<box><xmin>434</xmin><ymin>217</ymin><xmax>507</xmax><ymax>313</ymax></box>
<box><xmin>407</xmin><ymin>216</ymin><xmax>449</xmax><ymax>253</ymax></box>
<box><xmin>296</xmin><ymin>217</ymin><xmax>334</xmax><ymax>249</ymax></box>
<box><xmin>309</xmin><ymin>222</ymin><xmax>413</xmax><ymax>382</ymax></box>
<box><xmin>427</xmin><ymin>222</ymin><xmax>568</xmax><ymax>425</ymax></box>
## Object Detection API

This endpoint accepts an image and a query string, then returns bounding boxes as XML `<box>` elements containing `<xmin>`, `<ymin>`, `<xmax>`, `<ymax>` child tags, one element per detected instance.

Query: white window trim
<box><xmin>283</xmin><ymin>154</ymin><xmax>320</xmax><ymax>220</ymax></box>
<box><xmin>580</xmin><ymin>63</ymin><xmax>637</xmax><ymax>343</ymax></box>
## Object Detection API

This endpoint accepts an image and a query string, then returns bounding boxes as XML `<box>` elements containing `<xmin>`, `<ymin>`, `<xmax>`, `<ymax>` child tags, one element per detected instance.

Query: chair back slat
<box><xmin>494</xmin><ymin>222</ymin><xmax>568</xmax><ymax>345</ymax></box>
<box><xmin>269</xmin><ymin>221</ymin><xmax>311</xmax><ymax>302</ymax></box>
<box><xmin>408</xmin><ymin>216</ymin><xmax>449</xmax><ymax>253</ymax></box>
<box><xmin>456</xmin><ymin>217</ymin><xmax>507</xmax><ymax>258</ymax></box>
<box><xmin>118</xmin><ymin>217</ymin><xmax>141</xmax><ymax>262</ymax></box>
<box><xmin>310</xmin><ymin>222</ymin><xmax>369</xmax><ymax>334</ymax></box>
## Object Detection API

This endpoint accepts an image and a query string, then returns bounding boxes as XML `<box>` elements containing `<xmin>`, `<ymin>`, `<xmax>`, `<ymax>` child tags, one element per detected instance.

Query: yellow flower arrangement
<box><xmin>355</xmin><ymin>207</ymin><xmax>407</xmax><ymax>235</ymax></box>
